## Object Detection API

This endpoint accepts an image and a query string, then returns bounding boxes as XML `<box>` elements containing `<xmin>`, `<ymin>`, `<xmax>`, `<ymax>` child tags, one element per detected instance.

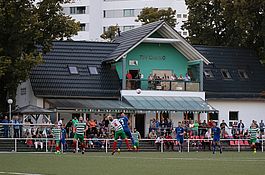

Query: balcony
<box><xmin>125</xmin><ymin>79</ymin><xmax>200</xmax><ymax>91</ymax></box>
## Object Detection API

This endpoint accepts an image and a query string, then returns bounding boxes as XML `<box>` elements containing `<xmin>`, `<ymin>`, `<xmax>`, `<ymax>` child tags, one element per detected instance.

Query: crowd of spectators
<box><xmin>148</xmin><ymin>118</ymin><xmax>265</xmax><ymax>151</ymax></box>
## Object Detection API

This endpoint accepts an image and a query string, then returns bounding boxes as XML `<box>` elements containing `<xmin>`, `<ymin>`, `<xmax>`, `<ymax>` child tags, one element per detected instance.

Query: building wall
<box><xmin>62</xmin><ymin>0</ymin><xmax>188</xmax><ymax>40</ymax></box>
<box><xmin>208</xmin><ymin>100</ymin><xmax>265</xmax><ymax>129</ymax></box>
<box><xmin>16</xmin><ymin>80</ymin><xmax>43</xmax><ymax>108</ymax></box>
<box><xmin>114</xmin><ymin>43</ymin><xmax>189</xmax><ymax>80</ymax></box>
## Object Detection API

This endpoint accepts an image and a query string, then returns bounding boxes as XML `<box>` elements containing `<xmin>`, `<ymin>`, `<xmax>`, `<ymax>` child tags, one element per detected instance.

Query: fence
<box><xmin>0</xmin><ymin>138</ymin><xmax>263</xmax><ymax>153</ymax></box>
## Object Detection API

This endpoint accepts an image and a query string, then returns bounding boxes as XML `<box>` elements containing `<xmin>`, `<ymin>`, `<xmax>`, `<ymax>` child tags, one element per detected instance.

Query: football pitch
<box><xmin>0</xmin><ymin>152</ymin><xmax>264</xmax><ymax>175</ymax></box>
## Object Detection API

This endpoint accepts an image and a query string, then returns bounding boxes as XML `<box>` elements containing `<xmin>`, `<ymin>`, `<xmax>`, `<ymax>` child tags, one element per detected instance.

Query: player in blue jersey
<box><xmin>175</xmin><ymin>122</ymin><xmax>185</xmax><ymax>152</ymax></box>
<box><xmin>211</xmin><ymin>122</ymin><xmax>222</xmax><ymax>154</ymax></box>
<box><xmin>118</xmin><ymin>113</ymin><xmax>133</xmax><ymax>150</ymax></box>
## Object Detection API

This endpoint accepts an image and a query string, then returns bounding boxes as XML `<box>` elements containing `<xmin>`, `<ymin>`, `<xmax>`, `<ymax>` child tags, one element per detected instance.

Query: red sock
<box><xmin>113</xmin><ymin>141</ymin><xmax>117</xmax><ymax>151</ymax></box>
<box><xmin>81</xmin><ymin>143</ymin><xmax>85</xmax><ymax>149</ymax></box>
<box><xmin>125</xmin><ymin>139</ymin><xmax>131</xmax><ymax>149</ymax></box>
<box><xmin>56</xmin><ymin>145</ymin><xmax>60</xmax><ymax>151</ymax></box>
<box><xmin>73</xmin><ymin>141</ymin><xmax>77</xmax><ymax>149</ymax></box>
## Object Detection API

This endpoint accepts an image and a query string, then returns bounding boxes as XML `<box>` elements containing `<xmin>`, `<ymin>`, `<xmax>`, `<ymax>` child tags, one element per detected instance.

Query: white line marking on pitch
<box><xmin>0</xmin><ymin>172</ymin><xmax>43</xmax><ymax>175</ymax></box>
<box><xmin>77</xmin><ymin>155</ymin><xmax>265</xmax><ymax>162</ymax></box>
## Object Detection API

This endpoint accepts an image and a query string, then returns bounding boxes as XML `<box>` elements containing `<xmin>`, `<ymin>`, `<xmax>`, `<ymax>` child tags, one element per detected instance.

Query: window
<box><xmin>204</xmin><ymin>69</ymin><xmax>214</xmax><ymax>79</ymax></box>
<box><xmin>80</xmin><ymin>24</ymin><xmax>86</xmax><ymax>31</ymax></box>
<box><xmin>123</xmin><ymin>25</ymin><xmax>134</xmax><ymax>31</ymax></box>
<box><xmin>88</xmin><ymin>66</ymin><xmax>98</xmax><ymax>75</ymax></box>
<box><xmin>183</xmin><ymin>14</ymin><xmax>188</xmax><ymax>18</ymax></box>
<box><xmin>21</xmin><ymin>88</ymin><xmax>26</xmax><ymax>95</ymax></box>
<box><xmin>221</xmin><ymin>69</ymin><xmax>232</xmax><ymax>79</ymax></box>
<box><xmin>229</xmin><ymin>111</ymin><xmax>238</xmax><ymax>121</ymax></box>
<box><xmin>238</xmin><ymin>70</ymin><xmax>248</xmax><ymax>79</ymax></box>
<box><xmin>123</xmin><ymin>9</ymin><xmax>134</xmax><ymax>17</ymax></box>
<box><xmin>209</xmin><ymin>112</ymin><xmax>219</xmax><ymax>120</ymax></box>
<box><xmin>68</xmin><ymin>66</ymin><xmax>79</xmax><ymax>74</ymax></box>
<box><xmin>70</xmin><ymin>6</ymin><xmax>86</xmax><ymax>14</ymax></box>
<box><xmin>182</xmin><ymin>31</ymin><xmax>188</xmax><ymax>36</ymax></box>
<box><xmin>177</xmin><ymin>14</ymin><xmax>182</xmax><ymax>18</ymax></box>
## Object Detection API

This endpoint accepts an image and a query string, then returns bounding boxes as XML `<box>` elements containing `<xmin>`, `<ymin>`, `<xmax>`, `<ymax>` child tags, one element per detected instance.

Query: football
<box><xmin>136</xmin><ymin>88</ymin><xmax>142</xmax><ymax>94</ymax></box>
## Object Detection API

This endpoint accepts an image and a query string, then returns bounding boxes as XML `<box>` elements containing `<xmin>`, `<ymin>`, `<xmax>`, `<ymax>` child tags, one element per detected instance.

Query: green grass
<box><xmin>0</xmin><ymin>152</ymin><xmax>265</xmax><ymax>175</ymax></box>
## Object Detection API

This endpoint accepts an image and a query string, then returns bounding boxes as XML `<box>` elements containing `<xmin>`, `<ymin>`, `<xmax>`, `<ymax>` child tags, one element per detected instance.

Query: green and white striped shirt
<box><xmin>75</xmin><ymin>122</ymin><xmax>86</xmax><ymax>135</ymax></box>
<box><xmin>52</xmin><ymin>128</ymin><xmax>61</xmax><ymax>140</ymax></box>
<box><xmin>249</xmin><ymin>128</ymin><xmax>259</xmax><ymax>139</ymax></box>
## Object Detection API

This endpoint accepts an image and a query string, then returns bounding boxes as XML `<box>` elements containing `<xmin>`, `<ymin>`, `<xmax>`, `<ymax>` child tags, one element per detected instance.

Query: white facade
<box><xmin>62</xmin><ymin>0</ymin><xmax>188</xmax><ymax>41</ymax></box>
<box><xmin>15</xmin><ymin>80</ymin><xmax>43</xmax><ymax>108</ymax></box>
<box><xmin>207</xmin><ymin>100</ymin><xmax>265</xmax><ymax>129</ymax></box>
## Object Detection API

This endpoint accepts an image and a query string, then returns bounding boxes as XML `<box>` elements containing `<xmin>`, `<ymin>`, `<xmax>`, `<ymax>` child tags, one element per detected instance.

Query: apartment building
<box><xmin>62</xmin><ymin>0</ymin><xmax>189</xmax><ymax>41</ymax></box>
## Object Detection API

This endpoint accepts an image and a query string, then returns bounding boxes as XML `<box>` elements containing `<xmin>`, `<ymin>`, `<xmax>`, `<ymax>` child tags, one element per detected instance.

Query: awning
<box><xmin>122</xmin><ymin>96</ymin><xmax>218</xmax><ymax>112</ymax></box>
<box><xmin>13</xmin><ymin>105</ymin><xmax>53</xmax><ymax>114</ymax></box>
<box><xmin>46</xmin><ymin>99</ymin><xmax>134</xmax><ymax>112</ymax></box>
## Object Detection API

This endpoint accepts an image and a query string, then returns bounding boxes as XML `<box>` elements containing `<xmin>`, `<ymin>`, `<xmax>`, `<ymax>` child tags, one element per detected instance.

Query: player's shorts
<box><xmin>213</xmin><ymin>136</ymin><xmax>220</xmax><ymax>142</ymax></box>
<box><xmin>250</xmin><ymin>138</ymin><xmax>257</xmax><ymax>144</ymax></box>
<box><xmin>74</xmin><ymin>134</ymin><xmax>84</xmax><ymax>142</ymax></box>
<box><xmin>176</xmin><ymin>137</ymin><xmax>184</xmax><ymax>144</ymax></box>
<box><xmin>114</xmin><ymin>130</ymin><xmax>126</xmax><ymax>140</ymax></box>
<box><xmin>134</xmin><ymin>141</ymin><xmax>139</xmax><ymax>147</ymax></box>
<box><xmin>55</xmin><ymin>140</ymin><xmax>60</xmax><ymax>146</ymax></box>
<box><xmin>124</xmin><ymin>129</ymin><xmax>132</xmax><ymax>139</ymax></box>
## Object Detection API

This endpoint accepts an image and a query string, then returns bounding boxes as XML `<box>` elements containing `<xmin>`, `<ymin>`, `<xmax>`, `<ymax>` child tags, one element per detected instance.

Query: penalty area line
<box><xmin>0</xmin><ymin>172</ymin><xmax>44</xmax><ymax>175</ymax></box>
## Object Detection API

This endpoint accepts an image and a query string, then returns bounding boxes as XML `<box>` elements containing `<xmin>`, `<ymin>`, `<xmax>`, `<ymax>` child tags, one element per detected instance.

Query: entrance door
<box><xmin>135</xmin><ymin>114</ymin><xmax>145</xmax><ymax>138</ymax></box>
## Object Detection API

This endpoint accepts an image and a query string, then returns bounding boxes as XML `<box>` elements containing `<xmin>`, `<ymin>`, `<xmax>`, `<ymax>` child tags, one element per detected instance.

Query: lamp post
<box><xmin>7</xmin><ymin>99</ymin><xmax>13</xmax><ymax>121</ymax></box>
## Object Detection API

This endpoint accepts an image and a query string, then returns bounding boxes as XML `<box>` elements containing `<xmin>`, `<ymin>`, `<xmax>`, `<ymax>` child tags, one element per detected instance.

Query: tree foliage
<box><xmin>100</xmin><ymin>25</ymin><xmax>119</xmax><ymax>41</ymax></box>
<box><xmin>0</xmin><ymin>0</ymin><xmax>80</xmax><ymax>112</ymax></box>
<box><xmin>136</xmin><ymin>7</ymin><xmax>177</xmax><ymax>28</ymax></box>
<box><xmin>183</xmin><ymin>0</ymin><xmax>265</xmax><ymax>60</ymax></box>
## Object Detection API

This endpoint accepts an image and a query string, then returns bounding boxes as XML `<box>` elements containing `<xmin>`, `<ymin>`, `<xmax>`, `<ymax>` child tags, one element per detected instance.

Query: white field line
<box><xmin>72</xmin><ymin>155</ymin><xmax>265</xmax><ymax>162</ymax></box>
<box><xmin>0</xmin><ymin>172</ymin><xmax>43</xmax><ymax>175</ymax></box>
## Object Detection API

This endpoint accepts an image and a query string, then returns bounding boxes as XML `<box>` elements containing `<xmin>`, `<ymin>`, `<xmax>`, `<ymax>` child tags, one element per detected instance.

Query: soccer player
<box><xmin>52</xmin><ymin>122</ymin><xmax>62</xmax><ymax>155</ymax></box>
<box><xmin>73</xmin><ymin>117</ymin><xmax>88</xmax><ymax>154</ymax></box>
<box><xmin>211</xmin><ymin>122</ymin><xmax>222</xmax><ymax>154</ymax></box>
<box><xmin>108</xmin><ymin>115</ymin><xmax>131</xmax><ymax>155</ymax></box>
<box><xmin>249</xmin><ymin>123</ymin><xmax>259</xmax><ymax>153</ymax></box>
<box><xmin>131</xmin><ymin>128</ymin><xmax>141</xmax><ymax>151</ymax></box>
<box><xmin>175</xmin><ymin>122</ymin><xmax>184</xmax><ymax>152</ymax></box>
<box><xmin>118</xmin><ymin>113</ymin><xmax>133</xmax><ymax>150</ymax></box>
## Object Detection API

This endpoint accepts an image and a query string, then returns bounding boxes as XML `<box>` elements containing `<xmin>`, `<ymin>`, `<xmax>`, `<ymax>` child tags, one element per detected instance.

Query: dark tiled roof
<box><xmin>105</xmin><ymin>20</ymin><xmax>164</xmax><ymax>62</ymax></box>
<box><xmin>30</xmin><ymin>41</ymin><xmax>120</xmax><ymax>98</ymax></box>
<box><xmin>195</xmin><ymin>46</ymin><xmax>265</xmax><ymax>99</ymax></box>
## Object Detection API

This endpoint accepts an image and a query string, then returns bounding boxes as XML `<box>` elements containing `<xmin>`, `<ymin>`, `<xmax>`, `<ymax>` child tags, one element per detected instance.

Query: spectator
<box><xmin>237</xmin><ymin>120</ymin><xmax>245</xmax><ymax>134</ymax></box>
<box><xmin>34</xmin><ymin>132</ymin><xmax>43</xmax><ymax>151</ymax></box>
<box><xmin>193</xmin><ymin>120</ymin><xmax>199</xmax><ymax>136</ymax></box>
<box><xmin>148</xmin><ymin>129</ymin><xmax>157</xmax><ymax>139</ymax></box>
<box><xmin>200</xmin><ymin>120</ymin><xmax>207</xmax><ymax>136</ymax></box>
<box><xmin>13</xmin><ymin>116</ymin><xmax>20</xmax><ymax>138</ymax></box>
<box><xmin>165</xmin><ymin>133</ymin><xmax>174</xmax><ymax>151</ymax></box>
<box><xmin>220</xmin><ymin>120</ymin><xmax>229</xmax><ymax>138</ymax></box>
<box><xmin>231</xmin><ymin>121</ymin><xmax>238</xmax><ymax>135</ymax></box>
<box><xmin>184</xmin><ymin>73</ymin><xmax>191</xmax><ymax>81</ymax></box>
<box><xmin>58</xmin><ymin>118</ymin><xmax>64</xmax><ymax>128</ymax></box>
<box><xmin>259</xmin><ymin>120</ymin><xmax>264</xmax><ymax>137</ymax></box>
<box><xmin>2</xmin><ymin>116</ymin><xmax>9</xmax><ymax>138</ymax></box>
<box><xmin>155</xmin><ymin>135</ymin><xmax>164</xmax><ymax>151</ymax></box>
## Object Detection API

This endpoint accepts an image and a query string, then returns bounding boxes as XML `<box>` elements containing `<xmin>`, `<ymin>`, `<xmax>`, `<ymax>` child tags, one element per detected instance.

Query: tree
<box><xmin>100</xmin><ymin>25</ymin><xmax>119</xmax><ymax>41</ymax></box>
<box><xmin>0</xmin><ymin>0</ymin><xmax>80</xmax><ymax>113</ymax></box>
<box><xmin>183</xmin><ymin>0</ymin><xmax>265</xmax><ymax>60</ymax></box>
<box><xmin>136</xmin><ymin>7</ymin><xmax>177</xmax><ymax>28</ymax></box>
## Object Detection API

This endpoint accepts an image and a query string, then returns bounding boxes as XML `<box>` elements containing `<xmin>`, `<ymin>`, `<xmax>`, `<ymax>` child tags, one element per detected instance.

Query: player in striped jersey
<box><xmin>108</xmin><ymin>116</ymin><xmax>131</xmax><ymax>155</ymax></box>
<box><xmin>249</xmin><ymin>123</ymin><xmax>259</xmax><ymax>153</ymax></box>
<box><xmin>73</xmin><ymin>117</ymin><xmax>88</xmax><ymax>154</ymax></box>
<box><xmin>52</xmin><ymin>122</ymin><xmax>62</xmax><ymax>155</ymax></box>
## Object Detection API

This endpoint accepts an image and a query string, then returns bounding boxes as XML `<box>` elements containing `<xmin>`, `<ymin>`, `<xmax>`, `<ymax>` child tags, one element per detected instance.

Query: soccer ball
<box><xmin>136</xmin><ymin>89</ymin><xmax>142</xmax><ymax>94</ymax></box>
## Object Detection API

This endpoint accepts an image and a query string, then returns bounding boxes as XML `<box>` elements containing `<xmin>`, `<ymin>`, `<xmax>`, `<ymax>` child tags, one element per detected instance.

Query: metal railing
<box><xmin>125</xmin><ymin>79</ymin><xmax>200</xmax><ymax>91</ymax></box>
<box><xmin>0</xmin><ymin>138</ymin><xmax>263</xmax><ymax>153</ymax></box>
